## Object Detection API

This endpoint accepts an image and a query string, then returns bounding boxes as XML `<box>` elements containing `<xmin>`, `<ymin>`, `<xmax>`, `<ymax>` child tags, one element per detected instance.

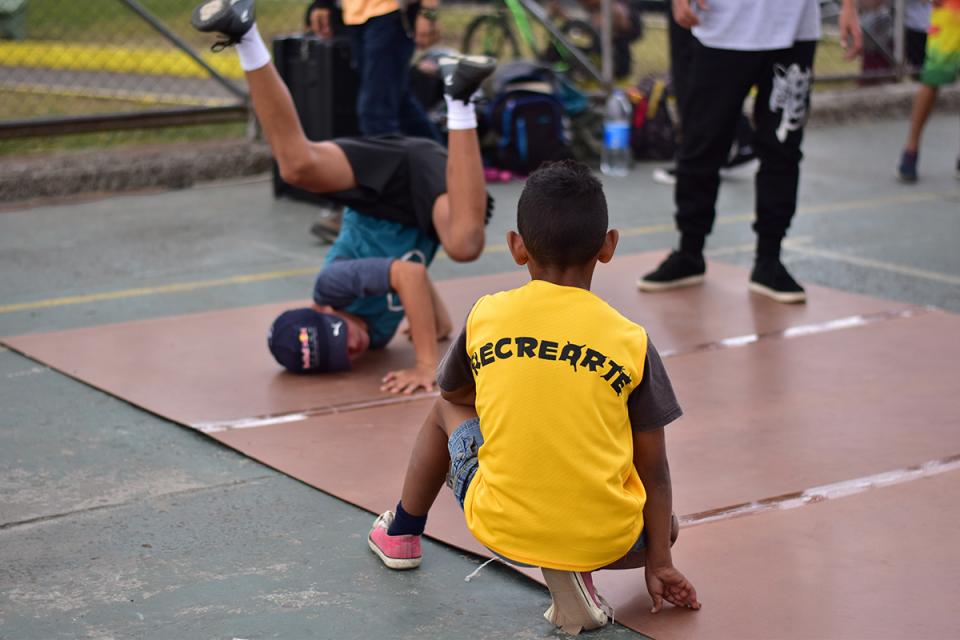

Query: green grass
<box><xmin>0</xmin><ymin>89</ymin><xmax>170</xmax><ymax>119</ymax></box>
<box><xmin>3</xmin><ymin>1</ymin><xmax>863</xmax><ymax>158</ymax></box>
<box><xmin>0</xmin><ymin>121</ymin><xmax>247</xmax><ymax>157</ymax></box>
<box><xmin>21</xmin><ymin>0</ymin><xmax>306</xmax><ymax>48</ymax></box>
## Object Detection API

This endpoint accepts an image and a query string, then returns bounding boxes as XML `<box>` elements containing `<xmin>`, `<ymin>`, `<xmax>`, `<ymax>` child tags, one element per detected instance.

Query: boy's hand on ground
<box><xmin>646</xmin><ymin>565</ymin><xmax>701</xmax><ymax>613</ymax></box>
<box><xmin>381</xmin><ymin>364</ymin><xmax>437</xmax><ymax>395</ymax></box>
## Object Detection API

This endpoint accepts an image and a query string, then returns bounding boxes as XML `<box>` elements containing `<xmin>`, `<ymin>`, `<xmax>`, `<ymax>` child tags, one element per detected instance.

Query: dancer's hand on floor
<box><xmin>646</xmin><ymin>565</ymin><xmax>701</xmax><ymax>613</ymax></box>
<box><xmin>381</xmin><ymin>364</ymin><xmax>437</xmax><ymax>395</ymax></box>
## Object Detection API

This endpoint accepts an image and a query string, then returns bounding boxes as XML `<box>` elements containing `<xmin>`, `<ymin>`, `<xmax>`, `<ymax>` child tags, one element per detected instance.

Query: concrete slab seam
<box><xmin>0</xmin><ymin>475</ymin><xmax>275</xmax><ymax>532</ymax></box>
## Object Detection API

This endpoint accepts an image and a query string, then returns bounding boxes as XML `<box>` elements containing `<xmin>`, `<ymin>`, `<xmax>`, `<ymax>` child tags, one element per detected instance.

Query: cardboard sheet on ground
<box><xmin>5</xmin><ymin>253</ymin><xmax>959</xmax><ymax>637</ymax></box>
<box><xmin>210</xmin><ymin>310</ymin><xmax>960</xmax><ymax>638</ymax></box>
<box><xmin>604</xmin><ymin>470</ymin><xmax>960</xmax><ymax>639</ymax></box>
<box><xmin>211</xmin><ymin>309</ymin><xmax>960</xmax><ymax>516</ymax></box>
<box><xmin>1</xmin><ymin>252</ymin><xmax>915</xmax><ymax>427</ymax></box>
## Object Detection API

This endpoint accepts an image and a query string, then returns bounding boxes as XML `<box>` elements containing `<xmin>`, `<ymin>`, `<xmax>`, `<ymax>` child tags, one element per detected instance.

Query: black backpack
<box><xmin>484</xmin><ymin>61</ymin><xmax>572</xmax><ymax>175</ymax></box>
<box><xmin>630</xmin><ymin>75</ymin><xmax>679</xmax><ymax>160</ymax></box>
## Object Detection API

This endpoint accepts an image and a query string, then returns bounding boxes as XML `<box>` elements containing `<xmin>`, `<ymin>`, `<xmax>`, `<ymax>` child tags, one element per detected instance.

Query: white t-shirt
<box><xmin>692</xmin><ymin>0</ymin><xmax>821</xmax><ymax>51</ymax></box>
<box><xmin>905</xmin><ymin>0</ymin><xmax>931</xmax><ymax>32</ymax></box>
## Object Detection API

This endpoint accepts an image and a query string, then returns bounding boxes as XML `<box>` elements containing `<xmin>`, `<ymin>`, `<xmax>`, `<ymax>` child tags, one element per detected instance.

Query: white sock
<box><xmin>236</xmin><ymin>23</ymin><xmax>271</xmax><ymax>72</ymax></box>
<box><xmin>445</xmin><ymin>96</ymin><xmax>477</xmax><ymax>130</ymax></box>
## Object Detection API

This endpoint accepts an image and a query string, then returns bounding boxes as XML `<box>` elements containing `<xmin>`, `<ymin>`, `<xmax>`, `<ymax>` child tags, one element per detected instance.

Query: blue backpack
<box><xmin>485</xmin><ymin>61</ymin><xmax>573</xmax><ymax>175</ymax></box>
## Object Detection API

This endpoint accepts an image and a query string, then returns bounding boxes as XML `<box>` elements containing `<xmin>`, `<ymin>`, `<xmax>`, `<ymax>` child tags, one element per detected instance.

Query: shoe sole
<box><xmin>367</xmin><ymin>535</ymin><xmax>421</xmax><ymax>570</ymax></box>
<box><xmin>895</xmin><ymin>169</ymin><xmax>917</xmax><ymax>184</ymax></box>
<box><xmin>636</xmin><ymin>273</ymin><xmax>704</xmax><ymax>292</ymax></box>
<box><xmin>749</xmin><ymin>281</ymin><xmax>807</xmax><ymax>304</ymax></box>
<box><xmin>193</xmin><ymin>0</ymin><xmax>227</xmax><ymax>28</ymax></box>
<box><xmin>541</xmin><ymin>569</ymin><xmax>608</xmax><ymax>632</ymax></box>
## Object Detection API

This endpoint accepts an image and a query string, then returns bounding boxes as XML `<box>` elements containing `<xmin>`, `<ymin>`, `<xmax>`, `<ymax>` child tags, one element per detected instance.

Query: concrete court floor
<box><xmin>1</xmin><ymin>113</ymin><xmax>958</xmax><ymax>640</ymax></box>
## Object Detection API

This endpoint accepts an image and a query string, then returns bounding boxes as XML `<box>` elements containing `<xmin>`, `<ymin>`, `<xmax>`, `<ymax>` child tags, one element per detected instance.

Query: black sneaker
<box><xmin>191</xmin><ymin>0</ymin><xmax>255</xmax><ymax>49</ymax></box>
<box><xmin>309</xmin><ymin>208</ymin><xmax>343</xmax><ymax>244</ymax></box>
<box><xmin>637</xmin><ymin>251</ymin><xmax>706</xmax><ymax>292</ymax></box>
<box><xmin>896</xmin><ymin>149</ymin><xmax>918</xmax><ymax>183</ymax></box>
<box><xmin>438</xmin><ymin>54</ymin><xmax>497</xmax><ymax>102</ymax></box>
<box><xmin>723</xmin><ymin>142</ymin><xmax>757</xmax><ymax>169</ymax></box>
<box><xmin>749</xmin><ymin>258</ymin><xmax>806</xmax><ymax>304</ymax></box>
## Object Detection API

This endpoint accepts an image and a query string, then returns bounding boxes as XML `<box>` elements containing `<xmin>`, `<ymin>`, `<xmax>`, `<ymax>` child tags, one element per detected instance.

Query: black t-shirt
<box><xmin>328</xmin><ymin>135</ymin><xmax>449</xmax><ymax>241</ymax></box>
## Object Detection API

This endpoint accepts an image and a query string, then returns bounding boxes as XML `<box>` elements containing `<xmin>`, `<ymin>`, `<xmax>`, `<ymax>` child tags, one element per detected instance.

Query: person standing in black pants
<box><xmin>639</xmin><ymin>0</ymin><xmax>862</xmax><ymax>304</ymax></box>
<box><xmin>652</xmin><ymin>9</ymin><xmax>757</xmax><ymax>187</ymax></box>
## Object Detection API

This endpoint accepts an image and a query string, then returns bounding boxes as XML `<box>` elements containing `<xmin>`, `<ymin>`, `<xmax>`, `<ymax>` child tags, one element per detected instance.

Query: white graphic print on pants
<box><xmin>769</xmin><ymin>63</ymin><xmax>812</xmax><ymax>143</ymax></box>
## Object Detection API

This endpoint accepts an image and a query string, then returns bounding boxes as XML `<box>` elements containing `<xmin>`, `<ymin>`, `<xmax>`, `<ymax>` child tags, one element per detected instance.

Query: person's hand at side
<box><xmin>415</xmin><ymin>4</ymin><xmax>441</xmax><ymax>48</ymax></box>
<box><xmin>646</xmin><ymin>565</ymin><xmax>701</xmax><ymax>613</ymax></box>
<box><xmin>672</xmin><ymin>0</ymin><xmax>707</xmax><ymax>29</ymax></box>
<box><xmin>381</xmin><ymin>260</ymin><xmax>440</xmax><ymax>395</ymax></box>
<box><xmin>839</xmin><ymin>0</ymin><xmax>863</xmax><ymax>60</ymax></box>
<box><xmin>309</xmin><ymin>6</ymin><xmax>332</xmax><ymax>38</ymax></box>
<box><xmin>634</xmin><ymin>427</ymin><xmax>702</xmax><ymax>613</ymax></box>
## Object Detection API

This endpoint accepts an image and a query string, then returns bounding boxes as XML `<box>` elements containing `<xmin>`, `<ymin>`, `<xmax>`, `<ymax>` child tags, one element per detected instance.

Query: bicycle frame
<box><xmin>504</xmin><ymin>0</ymin><xmax>607</xmax><ymax>86</ymax></box>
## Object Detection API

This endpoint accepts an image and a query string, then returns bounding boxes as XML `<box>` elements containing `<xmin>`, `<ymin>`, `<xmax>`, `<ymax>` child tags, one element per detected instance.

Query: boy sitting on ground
<box><xmin>367</xmin><ymin>161</ymin><xmax>700</xmax><ymax>633</ymax></box>
<box><xmin>191</xmin><ymin>0</ymin><xmax>495</xmax><ymax>393</ymax></box>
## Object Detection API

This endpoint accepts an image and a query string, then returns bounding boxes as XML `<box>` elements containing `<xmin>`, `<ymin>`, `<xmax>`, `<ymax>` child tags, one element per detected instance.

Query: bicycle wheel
<box><xmin>462</xmin><ymin>15</ymin><xmax>521</xmax><ymax>60</ymax></box>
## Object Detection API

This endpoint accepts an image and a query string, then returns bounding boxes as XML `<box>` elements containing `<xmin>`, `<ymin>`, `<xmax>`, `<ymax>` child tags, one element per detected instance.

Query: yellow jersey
<box><xmin>458</xmin><ymin>280</ymin><xmax>654</xmax><ymax>571</ymax></box>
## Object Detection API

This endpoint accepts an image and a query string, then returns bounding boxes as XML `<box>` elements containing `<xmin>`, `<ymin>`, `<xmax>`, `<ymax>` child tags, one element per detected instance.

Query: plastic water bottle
<box><xmin>601</xmin><ymin>89</ymin><xmax>631</xmax><ymax>177</ymax></box>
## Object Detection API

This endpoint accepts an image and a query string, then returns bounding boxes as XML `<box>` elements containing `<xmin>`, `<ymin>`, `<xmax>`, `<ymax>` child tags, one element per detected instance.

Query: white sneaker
<box><xmin>541</xmin><ymin>569</ymin><xmax>612</xmax><ymax>634</ymax></box>
<box><xmin>652</xmin><ymin>166</ymin><xmax>676</xmax><ymax>186</ymax></box>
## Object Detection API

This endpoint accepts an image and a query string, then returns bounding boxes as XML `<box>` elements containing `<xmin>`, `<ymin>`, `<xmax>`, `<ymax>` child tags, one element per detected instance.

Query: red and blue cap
<box><xmin>267</xmin><ymin>308</ymin><xmax>351</xmax><ymax>373</ymax></box>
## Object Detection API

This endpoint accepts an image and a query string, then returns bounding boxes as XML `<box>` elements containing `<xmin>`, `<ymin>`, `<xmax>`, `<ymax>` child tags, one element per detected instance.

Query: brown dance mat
<box><xmin>1</xmin><ymin>252</ymin><xmax>916</xmax><ymax>427</ymax></box>
<box><xmin>4</xmin><ymin>250</ymin><xmax>959</xmax><ymax>638</ymax></box>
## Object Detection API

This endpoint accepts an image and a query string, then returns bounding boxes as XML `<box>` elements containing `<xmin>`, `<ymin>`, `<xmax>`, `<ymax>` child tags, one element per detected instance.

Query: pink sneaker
<box><xmin>367</xmin><ymin>511</ymin><xmax>422</xmax><ymax>570</ymax></box>
<box><xmin>541</xmin><ymin>569</ymin><xmax>612</xmax><ymax>634</ymax></box>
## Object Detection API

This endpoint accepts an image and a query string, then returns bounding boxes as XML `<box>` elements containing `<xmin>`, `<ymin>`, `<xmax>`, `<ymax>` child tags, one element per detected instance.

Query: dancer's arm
<box><xmin>381</xmin><ymin>261</ymin><xmax>440</xmax><ymax>395</ymax></box>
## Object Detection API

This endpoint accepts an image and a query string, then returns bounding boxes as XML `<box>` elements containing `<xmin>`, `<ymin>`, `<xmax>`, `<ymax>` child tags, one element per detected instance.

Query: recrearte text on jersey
<box><xmin>463</xmin><ymin>279</ymin><xmax>650</xmax><ymax>571</ymax></box>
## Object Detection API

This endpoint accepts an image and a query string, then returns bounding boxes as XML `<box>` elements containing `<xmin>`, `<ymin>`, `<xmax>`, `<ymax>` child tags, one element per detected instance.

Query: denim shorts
<box><xmin>447</xmin><ymin>417</ymin><xmax>483</xmax><ymax>508</ymax></box>
<box><xmin>446</xmin><ymin>417</ymin><xmax>648</xmax><ymax>556</ymax></box>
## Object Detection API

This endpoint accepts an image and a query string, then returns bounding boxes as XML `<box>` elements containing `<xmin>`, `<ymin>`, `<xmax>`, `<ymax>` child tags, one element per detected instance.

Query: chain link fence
<box><xmin>0</xmin><ymin>0</ymin><xmax>925</xmax><ymax>155</ymax></box>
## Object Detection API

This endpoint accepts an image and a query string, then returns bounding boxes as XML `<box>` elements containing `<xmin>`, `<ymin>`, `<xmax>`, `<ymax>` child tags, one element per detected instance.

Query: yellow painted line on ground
<box><xmin>0</xmin><ymin>41</ymin><xmax>243</xmax><ymax>80</ymax></box>
<box><xmin>4</xmin><ymin>83</ymin><xmax>235</xmax><ymax>108</ymax></box>
<box><xmin>0</xmin><ymin>266</ymin><xmax>319</xmax><ymax>315</ymax></box>
<box><xmin>0</xmin><ymin>190</ymin><xmax>955</xmax><ymax>316</ymax></box>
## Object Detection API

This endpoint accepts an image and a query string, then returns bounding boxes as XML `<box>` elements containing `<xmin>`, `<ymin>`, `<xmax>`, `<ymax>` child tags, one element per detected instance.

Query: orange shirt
<box><xmin>341</xmin><ymin>0</ymin><xmax>400</xmax><ymax>26</ymax></box>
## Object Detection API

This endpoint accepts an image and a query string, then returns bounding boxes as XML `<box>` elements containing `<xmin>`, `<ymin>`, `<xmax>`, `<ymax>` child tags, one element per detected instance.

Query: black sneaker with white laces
<box><xmin>438</xmin><ymin>54</ymin><xmax>497</xmax><ymax>102</ymax></box>
<box><xmin>749</xmin><ymin>258</ymin><xmax>806</xmax><ymax>304</ymax></box>
<box><xmin>191</xmin><ymin>0</ymin><xmax>255</xmax><ymax>48</ymax></box>
<box><xmin>637</xmin><ymin>251</ymin><xmax>706</xmax><ymax>292</ymax></box>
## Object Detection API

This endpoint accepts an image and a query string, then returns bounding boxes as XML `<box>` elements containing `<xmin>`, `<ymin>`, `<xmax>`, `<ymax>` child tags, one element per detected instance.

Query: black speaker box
<box><xmin>271</xmin><ymin>34</ymin><xmax>359</xmax><ymax>204</ymax></box>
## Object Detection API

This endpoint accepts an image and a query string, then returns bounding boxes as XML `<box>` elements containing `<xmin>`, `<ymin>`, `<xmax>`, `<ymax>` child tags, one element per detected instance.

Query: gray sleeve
<box><xmin>312</xmin><ymin>257</ymin><xmax>394</xmax><ymax>309</ymax></box>
<box><xmin>627</xmin><ymin>338</ymin><xmax>683</xmax><ymax>432</ymax></box>
<box><xmin>436</xmin><ymin>324</ymin><xmax>474</xmax><ymax>392</ymax></box>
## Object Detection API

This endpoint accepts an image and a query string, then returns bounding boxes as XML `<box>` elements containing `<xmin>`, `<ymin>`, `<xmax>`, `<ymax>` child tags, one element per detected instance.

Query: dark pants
<box><xmin>668</xmin><ymin>14</ymin><xmax>754</xmax><ymax>161</ymax></box>
<box><xmin>348</xmin><ymin>10</ymin><xmax>440</xmax><ymax>141</ymax></box>
<box><xmin>675</xmin><ymin>40</ymin><xmax>817</xmax><ymax>258</ymax></box>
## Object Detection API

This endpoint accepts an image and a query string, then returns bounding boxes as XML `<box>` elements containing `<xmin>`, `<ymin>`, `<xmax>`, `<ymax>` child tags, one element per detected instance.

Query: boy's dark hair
<box><xmin>516</xmin><ymin>160</ymin><xmax>608</xmax><ymax>267</ymax></box>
